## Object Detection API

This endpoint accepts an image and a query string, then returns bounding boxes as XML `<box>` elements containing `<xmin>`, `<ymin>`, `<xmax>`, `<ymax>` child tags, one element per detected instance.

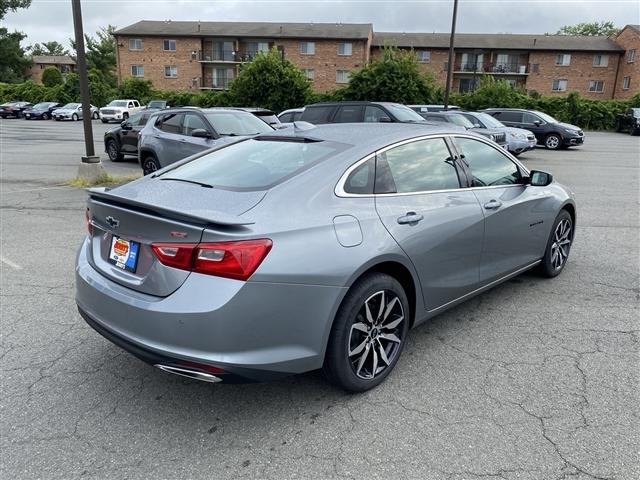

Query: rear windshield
<box><xmin>160</xmin><ymin>138</ymin><xmax>342</xmax><ymax>191</ymax></box>
<box><xmin>147</xmin><ymin>101</ymin><xmax>166</xmax><ymax>108</ymax></box>
<box><xmin>384</xmin><ymin>104</ymin><xmax>425</xmax><ymax>122</ymax></box>
<box><xmin>255</xmin><ymin>114</ymin><xmax>280</xmax><ymax>125</ymax></box>
<box><xmin>108</xmin><ymin>101</ymin><xmax>128</xmax><ymax>107</ymax></box>
<box><xmin>204</xmin><ymin>112</ymin><xmax>274</xmax><ymax>136</ymax></box>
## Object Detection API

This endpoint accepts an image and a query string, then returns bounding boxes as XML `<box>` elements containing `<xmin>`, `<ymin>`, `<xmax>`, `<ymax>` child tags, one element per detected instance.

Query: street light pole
<box><xmin>71</xmin><ymin>0</ymin><xmax>98</xmax><ymax>163</ymax></box>
<box><xmin>443</xmin><ymin>0</ymin><xmax>459</xmax><ymax>109</ymax></box>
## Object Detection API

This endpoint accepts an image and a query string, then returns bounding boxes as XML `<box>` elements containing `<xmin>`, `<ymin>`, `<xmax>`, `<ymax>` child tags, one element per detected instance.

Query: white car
<box><xmin>100</xmin><ymin>99</ymin><xmax>143</xmax><ymax>123</ymax></box>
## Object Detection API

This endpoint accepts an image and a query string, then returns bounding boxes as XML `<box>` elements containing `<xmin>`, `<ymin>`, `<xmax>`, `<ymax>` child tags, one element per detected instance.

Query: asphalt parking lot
<box><xmin>1</xmin><ymin>119</ymin><xmax>639</xmax><ymax>480</ymax></box>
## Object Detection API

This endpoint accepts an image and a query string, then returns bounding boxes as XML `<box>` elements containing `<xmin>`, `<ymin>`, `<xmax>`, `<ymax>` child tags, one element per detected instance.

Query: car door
<box><xmin>374</xmin><ymin>136</ymin><xmax>485</xmax><ymax>311</ymax></box>
<box><xmin>154</xmin><ymin>112</ymin><xmax>186</xmax><ymax>163</ymax></box>
<box><xmin>521</xmin><ymin>112</ymin><xmax>547</xmax><ymax>142</ymax></box>
<box><xmin>120</xmin><ymin>113</ymin><xmax>146</xmax><ymax>154</ymax></box>
<box><xmin>451</xmin><ymin>135</ymin><xmax>552</xmax><ymax>282</ymax></box>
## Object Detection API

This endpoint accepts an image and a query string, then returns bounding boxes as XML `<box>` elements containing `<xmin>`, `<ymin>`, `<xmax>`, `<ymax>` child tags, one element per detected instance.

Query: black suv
<box><xmin>417</xmin><ymin>111</ymin><xmax>508</xmax><ymax>149</ymax></box>
<box><xmin>104</xmin><ymin>110</ymin><xmax>155</xmax><ymax>162</ymax></box>
<box><xmin>482</xmin><ymin>108</ymin><xmax>584</xmax><ymax>150</ymax></box>
<box><xmin>299</xmin><ymin>101</ymin><xmax>427</xmax><ymax>124</ymax></box>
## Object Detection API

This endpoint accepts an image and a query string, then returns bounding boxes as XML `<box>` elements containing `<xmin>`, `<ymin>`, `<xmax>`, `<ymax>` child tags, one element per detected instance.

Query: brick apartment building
<box><xmin>28</xmin><ymin>55</ymin><xmax>76</xmax><ymax>84</ymax></box>
<box><xmin>113</xmin><ymin>21</ymin><xmax>639</xmax><ymax>99</ymax></box>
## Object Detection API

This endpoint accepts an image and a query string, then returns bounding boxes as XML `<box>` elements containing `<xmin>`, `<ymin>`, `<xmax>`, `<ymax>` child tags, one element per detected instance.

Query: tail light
<box><xmin>151</xmin><ymin>239</ymin><xmax>272</xmax><ymax>281</ymax></box>
<box><xmin>85</xmin><ymin>208</ymin><xmax>93</xmax><ymax>235</ymax></box>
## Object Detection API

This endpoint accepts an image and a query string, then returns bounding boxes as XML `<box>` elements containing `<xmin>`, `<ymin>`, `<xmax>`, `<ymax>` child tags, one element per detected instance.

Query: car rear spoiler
<box><xmin>87</xmin><ymin>187</ymin><xmax>255</xmax><ymax>227</ymax></box>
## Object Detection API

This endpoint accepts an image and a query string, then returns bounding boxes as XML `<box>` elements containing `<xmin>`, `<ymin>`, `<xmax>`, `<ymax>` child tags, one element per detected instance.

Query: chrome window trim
<box><xmin>335</xmin><ymin>133</ymin><xmax>530</xmax><ymax>198</ymax></box>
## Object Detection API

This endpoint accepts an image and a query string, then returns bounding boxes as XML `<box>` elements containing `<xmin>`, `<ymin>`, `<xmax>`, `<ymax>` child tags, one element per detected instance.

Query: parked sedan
<box><xmin>0</xmin><ymin>101</ymin><xmax>33</xmax><ymax>118</ymax></box>
<box><xmin>52</xmin><ymin>103</ymin><xmax>100</xmax><ymax>121</ymax></box>
<box><xmin>458</xmin><ymin>111</ymin><xmax>537</xmax><ymax>156</ymax></box>
<box><xmin>104</xmin><ymin>110</ymin><xmax>154</xmax><ymax>162</ymax></box>
<box><xmin>417</xmin><ymin>111</ymin><xmax>508</xmax><ymax>149</ymax></box>
<box><xmin>76</xmin><ymin>123</ymin><xmax>576</xmax><ymax>392</ymax></box>
<box><xmin>22</xmin><ymin>102</ymin><xmax>62</xmax><ymax>120</ymax></box>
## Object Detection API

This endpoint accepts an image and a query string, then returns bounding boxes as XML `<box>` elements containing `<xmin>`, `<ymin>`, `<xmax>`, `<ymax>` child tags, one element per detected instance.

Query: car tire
<box><xmin>323</xmin><ymin>273</ymin><xmax>410</xmax><ymax>392</ymax></box>
<box><xmin>106</xmin><ymin>139</ymin><xmax>124</xmax><ymax>162</ymax></box>
<box><xmin>101</xmin><ymin>119</ymin><xmax>108</xmax><ymax>123</ymax></box>
<box><xmin>544</xmin><ymin>134</ymin><xmax>562</xmax><ymax>150</ymax></box>
<box><xmin>92</xmin><ymin>112</ymin><xmax>99</xmax><ymax>120</ymax></box>
<box><xmin>42</xmin><ymin>113</ymin><xmax>49</xmax><ymax>120</ymax></box>
<box><xmin>123</xmin><ymin>113</ymin><xmax>129</xmax><ymax>121</ymax></box>
<box><xmin>631</xmin><ymin>127</ymin><xmax>638</xmax><ymax>136</ymax></box>
<box><xmin>72</xmin><ymin>113</ymin><xmax>79</xmax><ymax>121</ymax></box>
<box><xmin>537</xmin><ymin>210</ymin><xmax>573</xmax><ymax>278</ymax></box>
<box><xmin>141</xmin><ymin>155</ymin><xmax>161</xmax><ymax>175</ymax></box>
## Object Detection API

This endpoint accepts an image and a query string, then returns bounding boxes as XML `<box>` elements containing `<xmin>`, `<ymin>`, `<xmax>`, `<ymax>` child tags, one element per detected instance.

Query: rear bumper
<box><xmin>75</xmin><ymin>239</ymin><xmax>345</xmax><ymax>382</ymax></box>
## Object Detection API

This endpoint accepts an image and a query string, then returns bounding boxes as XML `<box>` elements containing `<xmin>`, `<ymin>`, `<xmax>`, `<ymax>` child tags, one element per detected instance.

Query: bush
<box><xmin>41</xmin><ymin>67</ymin><xmax>63</xmax><ymax>87</ymax></box>
<box><xmin>117</xmin><ymin>77</ymin><xmax>154</xmax><ymax>104</ymax></box>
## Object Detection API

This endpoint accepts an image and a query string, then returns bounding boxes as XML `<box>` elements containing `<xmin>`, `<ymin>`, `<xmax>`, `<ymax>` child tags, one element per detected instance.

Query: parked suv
<box><xmin>100</xmin><ymin>99</ymin><xmax>143</xmax><ymax>123</ymax></box>
<box><xmin>482</xmin><ymin>108</ymin><xmax>584</xmax><ymax>150</ymax></box>
<box><xmin>458</xmin><ymin>111</ymin><xmax>537</xmax><ymax>156</ymax></box>
<box><xmin>614</xmin><ymin>108</ymin><xmax>640</xmax><ymax>135</ymax></box>
<box><xmin>138</xmin><ymin>107</ymin><xmax>274</xmax><ymax>174</ymax></box>
<box><xmin>417</xmin><ymin>111</ymin><xmax>508</xmax><ymax>149</ymax></box>
<box><xmin>104</xmin><ymin>110</ymin><xmax>155</xmax><ymax>162</ymax></box>
<box><xmin>300</xmin><ymin>101</ymin><xmax>428</xmax><ymax>124</ymax></box>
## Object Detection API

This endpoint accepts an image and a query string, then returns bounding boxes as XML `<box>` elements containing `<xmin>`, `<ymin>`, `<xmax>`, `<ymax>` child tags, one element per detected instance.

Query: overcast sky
<box><xmin>4</xmin><ymin>0</ymin><xmax>639</xmax><ymax>47</ymax></box>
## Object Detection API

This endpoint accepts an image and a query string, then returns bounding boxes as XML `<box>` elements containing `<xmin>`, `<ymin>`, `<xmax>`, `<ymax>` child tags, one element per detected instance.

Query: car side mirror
<box><xmin>473</xmin><ymin>123</ymin><xmax>482</xmax><ymax>128</ymax></box>
<box><xmin>533</xmin><ymin>120</ymin><xmax>542</xmax><ymax>126</ymax></box>
<box><xmin>529</xmin><ymin>170</ymin><xmax>553</xmax><ymax>186</ymax></box>
<box><xmin>191</xmin><ymin>128</ymin><xmax>212</xmax><ymax>138</ymax></box>
<box><xmin>121</xmin><ymin>121</ymin><xmax>132</xmax><ymax>130</ymax></box>
<box><xmin>378</xmin><ymin>116</ymin><xmax>392</xmax><ymax>123</ymax></box>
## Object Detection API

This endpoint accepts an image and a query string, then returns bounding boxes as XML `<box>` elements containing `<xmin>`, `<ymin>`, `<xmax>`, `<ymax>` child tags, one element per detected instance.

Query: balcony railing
<box><xmin>451</xmin><ymin>62</ymin><xmax>529</xmax><ymax>74</ymax></box>
<box><xmin>195</xmin><ymin>50</ymin><xmax>266</xmax><ymax>63</ymax></box>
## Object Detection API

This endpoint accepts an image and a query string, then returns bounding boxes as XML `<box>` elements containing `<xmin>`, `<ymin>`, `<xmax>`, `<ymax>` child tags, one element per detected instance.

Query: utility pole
<box><xmin>443</xmin><ymin>0</ymin><xmax>459</xmax><ymax>109</ymax></box>
<box><xmin>72</xmin><ymin>0</ymin><xmax>104</xmax><ymax>180</ymax></box>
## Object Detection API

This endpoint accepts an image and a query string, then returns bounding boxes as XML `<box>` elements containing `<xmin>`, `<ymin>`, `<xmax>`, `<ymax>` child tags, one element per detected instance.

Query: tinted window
<box><xmin>492</xmin><ymin>111</ymin><xmax>523</xmax><ymax>123</ymax></box>
<box><xmin>446</xmin><ymin>114</ymin><xmax>475</xmax><ymax>128</ymax></box>
<box><xmin>292</xmin><ymin>111</ymin><xmax>303</xmax><ymax>121</ymax></box>
<box><xmin>334</xmin><ymin>106</ymin><xmax>363</xmax><ymax>123</ymax></box>
<box><xmin>158</xmin><ymin>113</ymin><xmax>184</xmax><ymax>134</ymax></box>
<box><xmin>523</xmin><ymin>112</ymin><xmax>542</xmax><ymax>124</ymax></box>
<box><xmin>301</xmin><ymin>106</ymin><xmax>335</xmax><ymax>124</ymax></box>
<box><xmin>279</xmin><ymin>112</ymin><xmax>293</xmax><ymax>122</ymax></box>
<box><xmin>203</xmin><ymin>112</ymin><xmax>272</xmax><ymax>136</ymax></box>
<box><xmin>454</xmin><ymin>137</ymin><xmax>521</xmax><ymax>187</ymax></box>
<box><xmin>384</xmin><ymin>104</ymin><xmax>425</xmax><ymax>122</ymax></box>
<box><xmin>127</xmin><ymin>112</ymin><xmax>146</xmax><ymax>126</ymax></box>
<box><xmin>161</xmin><ymin>139</ymin><xmax>341</xmax><ymax>191</ymax></box>
<box><xmin>344</xmin><ymin>158</ymin><xmax>375</xmax><ymax>194</ymax></box>
<box><xmin>378</xmin><ymin>138</ymin><xmax>460</xmax><ymax>193</ymax></box>
<box><xmin>424</xmin><ymin>114</ymin><xmax>447</xmax><ymax>123</ymax></box>
<box><xmin>364</xmin><ymin>106</ymin><xmax>389</xmax><ymax>122</ymax></box>
<box><xmin>183</xmin><ymin>113</ymin><xmax>209</xmax><ymax>135</ymax></box>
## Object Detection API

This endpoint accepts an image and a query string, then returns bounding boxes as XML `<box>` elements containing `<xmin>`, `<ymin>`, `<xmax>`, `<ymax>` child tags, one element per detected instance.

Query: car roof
<box><xmin>306</xmin><ymin>101</ymin><xmax>403</xmax><ymax>107</ymax></box>
<box><xmin>482</xmin><ymin>108</ymin><xmax>528</xmax><ymax>111</ymax></box>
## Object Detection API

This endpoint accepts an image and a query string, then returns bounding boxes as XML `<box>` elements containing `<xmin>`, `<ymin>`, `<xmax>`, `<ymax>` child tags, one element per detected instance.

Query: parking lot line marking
<box><xmin>0</xmin><ymin>255</ymin><xmax>23</xmax><ymax>270</ymax></box>
<box><xmin>0</xmin><ymin>185</ymin><xmax>70</xmax><ymax>195</ymax></box>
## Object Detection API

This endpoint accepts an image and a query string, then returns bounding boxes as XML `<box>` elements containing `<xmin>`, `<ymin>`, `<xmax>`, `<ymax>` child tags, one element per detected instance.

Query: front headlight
<box><xmin>490</xmin><ymin>134</ymin><xmax>496</xmax><ymax>141</ymax></box>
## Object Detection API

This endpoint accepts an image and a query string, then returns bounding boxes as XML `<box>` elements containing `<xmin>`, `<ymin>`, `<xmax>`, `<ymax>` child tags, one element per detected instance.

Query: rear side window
<box><xmin>334</xmin><ymin>106</ymin><xmax>363</xmax><ymax>123</ymax></box>
<box><xmin>161</xmin><ymin>139</ymin><xmax>343</xmax><ymax>191</ymax></box>
<box><xmin>279</xmin><ymin>112</ymin><xmax>293</xmax><ymax>122</ymax></box>
<box><xmin>376</xmin><ymin>138</ymin><xmax>460</xmax><ymax>194</ymax></box>
<box><xmin>344</xmin><ymin>158</ymin><xmax>375</xmax><ymax>194</ymax></box>
<box><xmin>454</xmin><ymin>137</ymin><xmax>521</xmax><ymax>186</ymax></box>
<box><xmin>364</xmin><ymin>106</ymin><xmax>389</xmax><ymax>122</ymax></box>
<box><xmin>301</xmin><ymin>106</ymin><xmax>335</xmax><ymax>124</ymax></box>
<box><xmin>492</xmin><ymin>111</ymin><xmax>523</xmax><ymax>123</ymax></box>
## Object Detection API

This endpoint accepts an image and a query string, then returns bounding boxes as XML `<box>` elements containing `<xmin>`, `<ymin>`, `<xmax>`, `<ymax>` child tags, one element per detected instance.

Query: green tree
<box><xmin>28</xmin><ymin>41</ymin><xmax>70</xmax><ymax>56</ymax></box>
<box><xmin>41</xmin><ymin>66</ymin><xmax>63</xmax><ymax>87</ymax></box>
<box><xmin>227</xmin><ymin>49</ymin><xmax>311</xmax><ymax>112</ymax></box>
<box><xmin>341</xmin><ymin>47</ymin><xmax>438</xmax><ymax>104</ymax></box>
<box><xmin>71</xmin><ymin>25</ymin><xmax>117</xmax><ymax>87</ymax></box>
<box><xmin>0</xmin><ymin>0</ymin><xmax>31</xmax><ymax>20</ymax></box>
<box><xmin>117</xmin><ymin>77</ymin><xmax>154</xmax><ymax>103</ymax></box>
<box><xmin>556</xmin><ymin>21</ymin><xmax>619</xmax><ymax>36</ymax></box>
<box><xmin>0</xmin><ymin>28</ymin><xmax>31</xmax><ymax>83</ymax></box>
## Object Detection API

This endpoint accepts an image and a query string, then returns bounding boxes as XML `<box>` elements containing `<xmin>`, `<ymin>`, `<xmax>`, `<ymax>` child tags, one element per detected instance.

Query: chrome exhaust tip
<box><xmin>154</xmin><ymin>364</ymin><xmax>222</xmax><ymax>383</ymax></box>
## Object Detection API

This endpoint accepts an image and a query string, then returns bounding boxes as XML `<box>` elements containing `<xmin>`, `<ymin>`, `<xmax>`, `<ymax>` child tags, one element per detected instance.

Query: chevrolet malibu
<box><xmin>76</xmin><ymin>123</ymin><xmax>576</xmax><ymax>392</ymax></box>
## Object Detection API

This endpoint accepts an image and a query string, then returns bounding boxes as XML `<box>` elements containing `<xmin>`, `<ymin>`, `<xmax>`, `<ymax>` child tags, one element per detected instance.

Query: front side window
<box><xmin>129</xmin><ymin>38</ymin><xmax>143</xmax><ymax>50</ymax></box>
<box><xmin>555</xmin><ymin>54</ymin><xmax>571</xmax><ymax>66</ymax></box>
<box><xmin>551</xmin><ymin>79</ymin><xmax>567</xmax><ymax>92</ymax></box>
<box><xmin>163</xmin><ymin>39</ymin><xmax>177</xmax><ymax>51</ymax></box>
<box><xmin>523</xmin><ymin>112</ymin><xmax>543</xmax><ymax>124</ymax></box>
<box><xmin>588</xmin><ymin>80</ymin><xmax>605</xmax><ymax>92</ymax></box>
<box><xmin>454</xmin><ymin>137</ymin><xmax>521</xmax><ymax>187</ymax></box>
<box><xmin>593</xmin><ymin>54</ymin><xmax>608</xmax><ymax>67</ymax></box>
<box><xmin>364</xmin><ymin>106</ymin><xmax>389</xmax><ymax>123</ymax></box>
<box><xmin>130</xmin><ymin>65</ymin><xmax>144</xmax><ymax>77</ymax></box>
<box><xmin>337</xmin><ymin>42</ymin><xmax>353</xmax><ymax>56</ymax></box>
<box><xmin>336</xmin><ymin>70</ymin><xmax>351</xmax><ymax>84</ymax></box>
<box><xmin>376</xmin><ymin>138</ymin><xmax>460</xmax><ymax>194</ymax></box>
<box><xmin>182</xmin><ymin>113</ymin><xmax>209</xmax><ymax>136</ymax></box>
<box><xmin>164</xmin><ymin>65</ymin><xmax>178</xmax><ymax>77</ymax></box>
<box><xmin>299</xmin><ymin>42</ymin><xmax>315</xmax><ymax>55</ymax></box>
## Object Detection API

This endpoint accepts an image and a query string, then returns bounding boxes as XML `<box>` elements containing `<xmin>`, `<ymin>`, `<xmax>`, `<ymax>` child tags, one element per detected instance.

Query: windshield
<box><xmin>62</xmin><ymin>103</ymin><xmax>80</xmax><ymax>109</ymax></box>
<box><xmin>161</xmin><ymin>138</ymin><xmax>342</xmax><ymax>190</ymax></box>
<box><xmin>255</xmin><ymin>114</ymin><xmax>280</xmax><ymax>125</ymax></box>
<box><xmin>533</xmin><ymin>110</ymin><xmax>558</xmax><ymax>123</ymax></box>
<box><xmin>204</xmin><ymin>112</ymin><xmax>274</xmax><ymax>136</ymax></box>
<box><xmin>33</xmin><ymin>102</ymin><xmax>54</xmax><ymax>109</ymax></box>
<box><xmin>385</xmin><ymin>104</ymin><xmax>426</xmax><ymax>122</ymax></box>
<box><xmin>447</xmin><ymin>114</ymin><xmax>475</xmax><ymax>128</ymax></box>
<box><xmin>108</xmin><ymin>100</ymin><xmax>128</xmax><ymax>107</ymax></box>
<box><xmin>475</xmin><ymin>112</ymin><xmax>505</xmax><ymax>128</ymax></box>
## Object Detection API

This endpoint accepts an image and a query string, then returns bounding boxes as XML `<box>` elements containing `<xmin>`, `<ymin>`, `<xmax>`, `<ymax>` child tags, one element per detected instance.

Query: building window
<box><xmin>299</xmin><ymin>42</ymin><xmax>315</xmax><ymax>55</ymax></box>
<box><xmin>39</xmin><ymin>64</ymin><xmax>45</xmax><ymax>69</ymax></box>
<box><xmin>622</xmin><ymin>76</ymin><xmax>631</xmax><ymax>90</ymax></box>
<box><xmin>593</xmin><ymin>54</ymin><xmax>609</xmax><ymax>67</ymax></box>
<box><xmin>163</xmin><ymin>39</ymin><xmax>177</xmax><ymax>51</ymax></box>
<box><xmin>303</xmin><ymin>69</ymin><xmax>315</xmax><ymax>81</ymax></box>
<box><xmin>628</xmin><ymin>49</ymin><xmax>637</xmax><ymax>63</ymax></box>
<box><xmin>336</xmin><ymin>70</ymin><xmax>351</xmax><ymax>84</ymax></box>
<box><xmin>164</xmin><ymin>65</ymin><xmax>178</xmax><ymax>78</ymax></box>
<box><xmin>555</xmin><ymin>54</ymin><xmax>571</xmax><ymax>66</ymax></box>
<box><xmin>246</xmin><ymin>42</ymin><xmax>269</xmax><ymax>58</ymax></box>
<box><xmin>129</xmin><ymin>38</ymin><xmax>143</xmax><ymax>51</ymax></box>
<box><xmin>551</xmin><ymin>79</ymin><xmax>567</xmax><ymax>92</ymax></box>
<box><xmin>337</xmin><ymin>42</ymin><xmax>352</xmax><ymax>56</ymax></box>
<box><xmin>130</xmin><ymin>65</ymin><xmax>144</xmax><ymax>77</ymax></box>
<box><xmin>532</xmin><ymin>63</ymin><xmax>540</xmax><ymax>73</ymax></box>
<box><xmin>416</xmin><ymin>50</ymin><xmax>431</xmax><ymax>63</ymax></box>
<box><xmin>588</xmin><ymin>80</ymin><xmax>604</xmax><ymax>92</ymax></box>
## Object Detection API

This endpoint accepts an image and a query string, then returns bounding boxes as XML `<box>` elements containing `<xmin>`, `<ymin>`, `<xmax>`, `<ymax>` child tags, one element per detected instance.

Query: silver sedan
<box><xmin>76</xmin><ymin>123</ymin><xmax>576</xmax><ymax>391</ymax></box>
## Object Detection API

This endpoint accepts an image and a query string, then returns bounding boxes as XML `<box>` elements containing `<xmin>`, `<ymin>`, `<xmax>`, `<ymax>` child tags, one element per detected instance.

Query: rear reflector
<box><xmin>85</xmin><ymin>208</ymin><xmax>92</xmax><ymax>235</ymax></box>
<box><xmin>151</xmin><ymin>239</ymin><xmax>272</xmax><ymax>281</ymax></box>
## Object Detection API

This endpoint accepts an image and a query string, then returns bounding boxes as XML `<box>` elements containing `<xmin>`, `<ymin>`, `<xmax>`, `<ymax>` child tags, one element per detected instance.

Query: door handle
<box><xmin>397</xmin><ymin>212</ymin><xmax>424</xmax><ymax>225</ymax></box>
<box><xmin>483</xmin><ymin>199</ymin><xmax>502</xmax><ymax>210</ymax></box>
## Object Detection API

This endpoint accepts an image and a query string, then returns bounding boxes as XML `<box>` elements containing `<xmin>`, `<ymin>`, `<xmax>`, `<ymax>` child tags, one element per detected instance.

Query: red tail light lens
<box><xmin>151</xmin><ymin>239</ymin><xmax>272</xmax><ymax>281</ymax></box>
<box><xmin>85</xmin><ymin>208</ymin><xmax>93</xmax><ymax>235</ymax></box>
